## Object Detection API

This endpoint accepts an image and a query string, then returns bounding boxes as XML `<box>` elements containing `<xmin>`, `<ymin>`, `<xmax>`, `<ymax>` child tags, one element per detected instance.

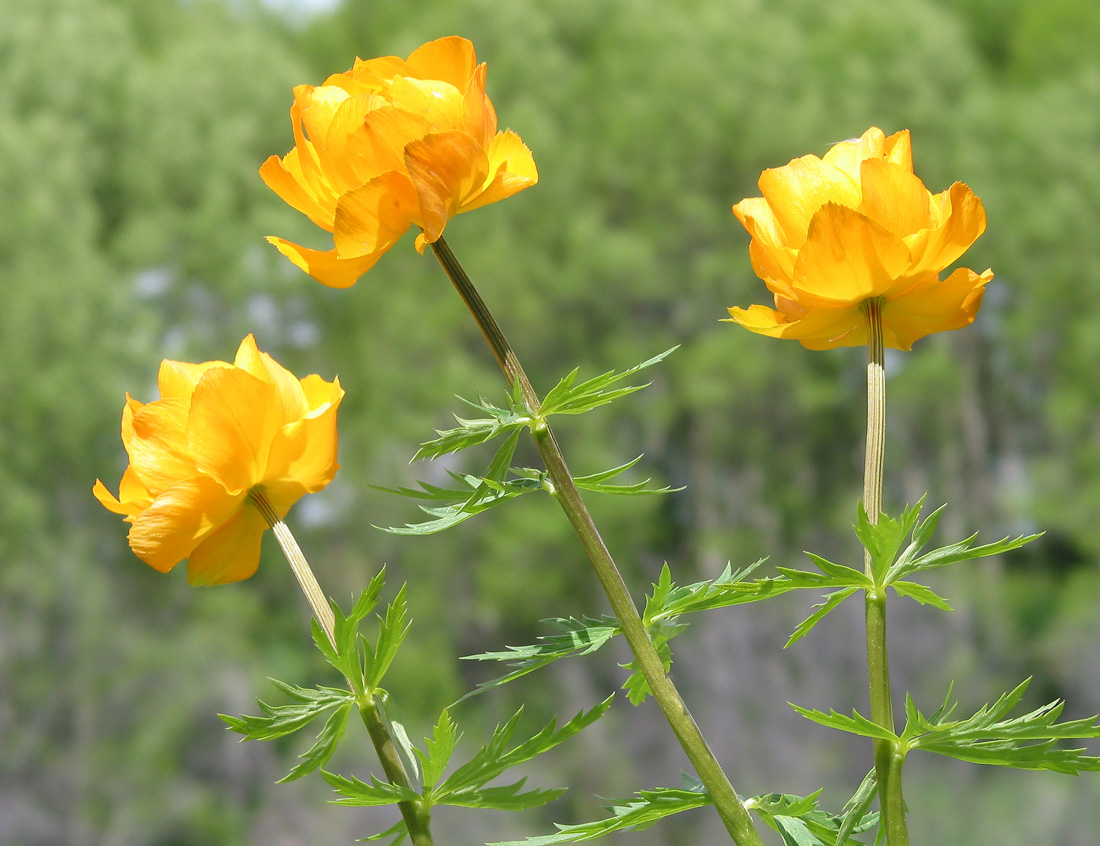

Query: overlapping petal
<box><xmin>94</xmin><ymin>335</ymin><xmax>344</xmax><ymax>584</ymax></box>
<box><xmin>262</xmin><ymin>36</ymin><xmax>537</xmax><ymax>288</ymax></box>
<box><xmin>728</xmin><ymin>127</ymin><xmax>991</xmax><ymax>350</ymax></box>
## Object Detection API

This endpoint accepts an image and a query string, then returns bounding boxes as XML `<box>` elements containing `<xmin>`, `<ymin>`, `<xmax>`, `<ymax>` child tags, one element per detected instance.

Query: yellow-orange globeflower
<box><xmin>727</xmin><ymin>127</ymin><xmax>992</xmax><ymax>350</ymax></box>
<box><xmin>94</xmin><ymin>336</ymin><xmax>343</xmax><ymax>585</ymax></box>
<box><xmin>261</xmin><ymin>35</ymin><xmax>538</xmax><ymax>289</ymax></box>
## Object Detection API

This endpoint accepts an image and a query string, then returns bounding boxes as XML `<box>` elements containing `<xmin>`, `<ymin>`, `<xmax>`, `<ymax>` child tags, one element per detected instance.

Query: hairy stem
<box><xmin>860</xmin><ymin>300</ymin><xmax>909</xmax><ymax>846</ymax></box>
<box><xmin>429</xmin><ymin>235</ymin><xmax>763</xmax><ymax>846</ymax></box>
<box><xmin>250</xmin><ymin>490</ymin><xmax>433</xmax><ymax>846</ymax></box>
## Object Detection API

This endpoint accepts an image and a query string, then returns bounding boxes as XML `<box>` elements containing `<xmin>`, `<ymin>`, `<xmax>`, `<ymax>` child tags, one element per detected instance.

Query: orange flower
<box><xmin>261</xmin><ymin>35</ymin><xmax>538</xmax><ymax>288</ymax></box>
<box><xmin>94</xmin><ymin>336</ymin><xmax>343</xmax><ymax>585</ymax></box>
<box><xmin>727</xmin><ymin>127</ymin><xmax>992</xmax><ymax>350</ymax></box>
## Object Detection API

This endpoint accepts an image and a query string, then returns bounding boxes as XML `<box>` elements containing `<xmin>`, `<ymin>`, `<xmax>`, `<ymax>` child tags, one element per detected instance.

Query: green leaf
<box><xmin>572</xmin><ymin>456</ymin><xmax>682</xmax><ymax>496</ymax></box>
<box><xmin>413</xmin><ymin>394</ymin><xmax>530</xmax><ymax>461</ymax></box>
<box><xmin>887</xmin><ymin>531</ymin><xmax>1042</xmax><ymax>582</ymax></box>
<box><xmin>490</xmin><ymin>784</ymin><xmax>711</xmax><ymax>845</ymax></box>
<box><xmin>748</xmin><ymin>789</ymin><xmax>878</xmax><ymax>846</ymax></box>
<box><xmin>358</xmin><ymin>819</ymin><xmax>408</xmax><ymax>845</ymax></box>
<box><xmin>785</xmin><ymin>587</ymin><xmax>862</xmax><ymax>648</ymax></box>
<box><xmin>538</xmin><ymin>347</ymin><xmax>678</xmax><ymax>417</ymax></box>
<box><xmin>279</xmin><ymin>701</ymin><xmax>353</xmax><ymax>783</ymax></box>
<box><xmin>790</xmin><ymin>704</ymin><xmax>899</xmax><ymax>744</ymax></box>
<box><xmin>366</xmin><ymin>585</ymin><xmax>411</xmax><ymax>692</ymax></box>
<box><xmin>437</xmin><ymin>781</ymin><xmax>567</xmax><ymax>811</ymax></box>
<box><xmin>890</xmin><ymin>580</ymin><xmax>952</xmax><ymax>611</ymax></box>
<box><xmin>834</xmin><ymin>770</ymin><xmax>878</xmax><ymax>846</ymax></box>
<box><xmin>378</xmin><ymin>431</ymin><xmax>535</xmax><ymax>535</ymax></box>
<box><xmin>853</xmin><ymin>497</ymin><xmax>925</xmax><ymax>584</ymax></box>
<box><xmin>323</xmin><ymin>770</ymin><xmax>421</xmax><ymax>806</ymax></box>
<box><xmin>457</xmin><ymin>616</ymin><xmax>621</xmax><ymax>702</ymax></box>
<box><xmin>414</xmin><ymin>710</ymin><xmax>459</xmax><ymax>791</ymax></box>
<box><xmin>376</xmin><ymin>692</ymin><xmax>422</xmax><ymax>786</ymax></box>
<box><xmin>434</xmin><ymin>697</ymin><xmax>613</xmax><ymax>807</ymax></box>
<box><xmin>903</xmin><ymin>679</ymin><xmax>1100</xmax><ymax>774</ymax></box>
<box><xmin>219</xmin><ymin>681</ymin><xmax>353</xmax><ymax>741</ymax></box>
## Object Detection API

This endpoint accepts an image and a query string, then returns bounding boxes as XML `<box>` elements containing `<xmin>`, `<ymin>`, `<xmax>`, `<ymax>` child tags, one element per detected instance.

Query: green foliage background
<box><xmin>2</xmin><ymin>0</ymin><xmax>1099</xmax><ymax>843</ymax></box>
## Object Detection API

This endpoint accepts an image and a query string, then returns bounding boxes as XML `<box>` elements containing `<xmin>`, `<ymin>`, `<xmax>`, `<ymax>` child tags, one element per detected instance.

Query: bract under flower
<box><xmin>261</xmin><ymin>36</ymin><xmax>538</xmax><ymax>288</ymax></box>
<box><xmin>726</xmin><ymin>127</ymin><xmax>992</xmax><ymax>350</ymax></box>
<box><xmin>94</xmin><ymin>335</ymin><xmax>343</xmax><ymax>585</ymax></box>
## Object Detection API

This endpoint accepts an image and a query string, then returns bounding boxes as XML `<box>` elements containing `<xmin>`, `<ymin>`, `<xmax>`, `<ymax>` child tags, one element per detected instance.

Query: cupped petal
<box><xmin>157</xmin><ymin>359</ymin><xmax>230</xmax><ymax>400</ymax></box>
<box><xmin>265</xmin><ymin>236</ymin><xmax>386</xmax><ymax>289</ymax></box>
<box><xmin>333</xmin><ymin>170</ymin><xmax>420</xmax><ymax>258</ymax></box>
<box><xmin>405</xmin><ymin>36</ymin><xmax>477</xmax><ymax>90</ymax></box>
<box><xmin>259</xmin><ymin>150</ymin><xmax>335</xmax><ymax>232</ymax></box>
<box><xmin>127</xmin><ymin>477</ymin><xmax>240</xmax><ymax>573</ymax></box>
<box><xmin>459</xmin><ymin>129</ymin><xmax>538</xmax><ymax>213</ymax></box>
<box><xmin>185</xmin><ymin>367</ymin><xmax>281</xmax><ymax>494</ymax></box>
<box><xmin>758</xmin><ymin>156</ymin><xmax>862</xmax><ymax>244</ymax></box>
<box><xmin>233</xmin><ymin>334</ymin><xmax>308</xmax><ymax>423</ymax></box>
<box><xmin>882</xmin><ymin>129</ymin><xmax>913</xmax><ymax>171</ymax></box>
<box><xmin>905</xmin><ymin>182</ymin><xmax>987</xmax><ymax>275</ymax></box>
<box><xmin>127</xmin><ymin>397</ymin><xmax>198</xmax><ymax>495</ymax></box>
<box><xmin>793</xmin><ymin>203</ymin><xmax>913</xmax><ymax>303</ymax></box>
<box><xmin>881</xmin><ymin>267</ymin><xmax>991</xmax><ymax>350</ymax></box>
<box><xmin>93</xmin><ymin>475</ymin><xmax>148</xmax><ymax>517</ymax></box>
<box><xmin>344</xmin><ymin>104</ymin><xmax>432</xmax><ymax>182</ymax></box>
<box><xmin>725</xmin><ymin>302</ymin><xmax>866</xmax><ymax>349</ymax></box>
<box><xmin>858</xmin><ymin>158</ymin><xmax>934</xmax><ymax>237</ymax></box>
<box><xmin>821</xmin><ymin>127</ymin><xmax>887</xmax><ymax>179</ymax></box>
<box><xmin>185</xmin><ymin>503</ymin><xmax>268</xmax><ymax>586</ymax></box>
<box><xmin>287</xmin><ymin>91</ymin><xmax>340</xmax><ymax>213</ymax></box>
<box><xmin>264</xmin><ymin>385</ymin><xmax>343</xmax><ymax>497</ymax></box>
<box><xmin>405</xmin><ymin>129</ymin><xmax>489</xmax><ymax>244</ymax></box>
<box><xmin>385</xmin><ymin>75</ymin><xmax>466</xmax><ymax>131</ymax></box>
<box><xmin>461</xmin><ymin>64</ymin><xmax>496</xmax><ymax>149</ymax></box>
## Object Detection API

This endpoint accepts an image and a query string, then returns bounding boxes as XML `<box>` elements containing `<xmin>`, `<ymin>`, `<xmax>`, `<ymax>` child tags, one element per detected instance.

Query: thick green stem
<box><xmin>250</xmin><ymin>491</ymin><xmax>434</xmax><ymax>846</ymax></box>
<box><xmin>429</xmin><ymin>236</ymin><xmax>764</xmax><ymax>846</ymax></box>
<box><xmin>860</xmin><ymin>300</ymin><xmax>909</xmax><ymax>846</ymax></box>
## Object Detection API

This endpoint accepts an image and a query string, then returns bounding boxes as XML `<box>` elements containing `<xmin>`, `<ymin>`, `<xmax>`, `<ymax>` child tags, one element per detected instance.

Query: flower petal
<box><xmin>882</xmin><ymin>267</ymin><xmax>991</xmax><ymax>350</ymax></box>
<box><xmin>859</xmin><ymin>158</ymin><xmax>934</xmax><ymax>237</ymax></box>
<box><xmin>185</xmin><ymin>503</ymin><xmax>268</xmax><ymax>586</ymax></box>
<box><xmin>127</xmin><ymin>477</ymin><xmax>240</xmax><ymax>573</ymax></box>
<box><xmin>460</xmin><ymin>129</ymin><xmax>538</xmax><ymax>213</ymax></box>
<box><xmin>127</xmin><ymin>397</ymin><xmax>198</xmax><ymax>495</ymax></box>
<box><xmin>758</xmin><ymin>155</ymin><xmax>862</xmax><ymax>244</ymax></box>
<box><xmin>264</xmin><ymin>379</ymin><xmax>343</xmax><ymax>505</ymax></box>
<box><xmin>333</xmin><ymin>170</ymin><xmax>420</xmax><ymax>258</ymax></box>
<box><xmin>157</xmin><ymin>359</ymin><xmax>230</xmax><ymax>400</ymax></box>
<box><xmin>233</xmin><ymin>334</ymin><xmax>308</xmax><ymax>423</ymax></box>
<box><xmin>905</xmin><ymin>182</ymin><xmax>987</xmax><ymax>275</ymax></box>
<box><xmin>265</xmin><ymin>236</ymin><xmax>385</xmax><ymax>289</ymax></box>
<box><xmin>794</xmin><ymin>203</ymin><xmax>913</xmax><ymax>303</ymax></box>
<box><xmin>405</xmin><ymin>36</ymin><xmax>477</xmax><ymax>90</ymax></box>
<box><xmin>405</xmin><ymin>129</ymin><xmax>488</xmax><ymax>244</ymax></box>
<box><xmin>185</xmin><ymin>367</ymin><xmax>280</xmax><ymax>494</ymax></box>
<box><xmin>259</xmin><ymin>149</ymin><xmax>335</xmax><ymax>232</ymax></box>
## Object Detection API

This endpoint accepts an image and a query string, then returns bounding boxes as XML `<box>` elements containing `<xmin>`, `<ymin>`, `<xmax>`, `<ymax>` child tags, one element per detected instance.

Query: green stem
<box><xmin>860</xmin><ymin>300</ymin><xmax>909</xmax><ymax>846</ymax></box>
<box><xmin>250</xmin><ymin>490</ymin><xmax>434</xmax><ymax>846</ymax></box>
<box><xmin>429</xmin><ymin>236</ymin><xmax>764</xmax><ymax>846</ymax></box>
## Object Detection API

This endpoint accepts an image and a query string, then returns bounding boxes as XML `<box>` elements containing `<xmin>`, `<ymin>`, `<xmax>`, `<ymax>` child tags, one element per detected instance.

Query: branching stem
<box><xmin>429</xmin><ymin>235</ymin><xmax>763</xmax><ymax>846</ymax></box>
<box><xmin>250</xmin><ymin>490</ymin><xmax>434</xmax><ymax>846</ymax></box>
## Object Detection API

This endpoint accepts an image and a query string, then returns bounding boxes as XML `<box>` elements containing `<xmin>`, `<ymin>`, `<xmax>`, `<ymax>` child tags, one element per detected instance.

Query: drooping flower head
<box><xmin>94</xmin><ymin>336</ymin><xmax>343</xmax><ymax>585</ymax></box>
<box><xmin>261</xmin><ymin>36</ymin><xmax>538</xmax><ymax>289</ymax></box>
<box><xmin>727</xmin><ymin>127</ymin><xmax>991</xmax><ymax>350</ymax></box>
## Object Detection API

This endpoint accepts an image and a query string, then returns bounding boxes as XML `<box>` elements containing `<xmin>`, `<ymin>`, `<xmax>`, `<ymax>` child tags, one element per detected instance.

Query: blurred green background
<box><xmin>3</xmin><ymin>0</ymin><xmax>1100</xmax><ymax>843</ymax></box>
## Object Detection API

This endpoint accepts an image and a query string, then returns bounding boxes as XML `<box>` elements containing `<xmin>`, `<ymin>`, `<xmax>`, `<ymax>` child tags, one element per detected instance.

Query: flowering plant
<box><xmin>95</xmin><ymin>37</ymin><xmax>1100</xmax><ymax>846</ymax></box>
